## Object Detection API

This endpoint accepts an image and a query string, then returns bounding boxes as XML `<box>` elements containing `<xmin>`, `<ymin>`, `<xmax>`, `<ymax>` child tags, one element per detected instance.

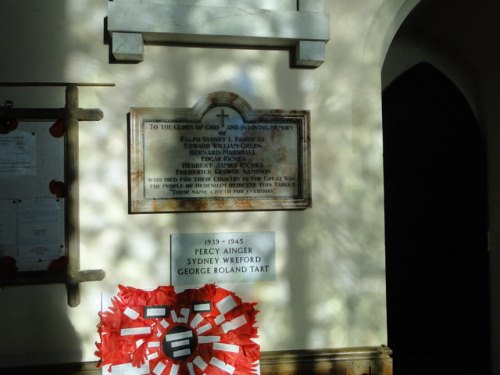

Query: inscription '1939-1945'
<box><xmin>171</xmin><ymin>232</ymin><xmax>275</xmax><ymax>285</ymax></box>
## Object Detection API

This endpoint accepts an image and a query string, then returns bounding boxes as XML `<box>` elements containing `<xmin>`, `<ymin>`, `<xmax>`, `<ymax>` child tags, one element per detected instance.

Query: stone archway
<box><xmin>380</xmin><ymin>1</ymin><xmax>500</xmax><ymax>373</ymax></box>
<box><xmin>382</xmin><ymin>61</ymin><xmax>490</xmax><ymax>374</ymax></box>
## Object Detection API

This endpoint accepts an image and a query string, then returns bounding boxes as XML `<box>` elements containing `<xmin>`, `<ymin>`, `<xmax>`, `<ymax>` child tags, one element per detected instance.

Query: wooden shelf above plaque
<box><xmin>106</xmin><ymin>0</ymin><xmax>330</xmax><ymax>68</ymax></box>
<box><xmin>129</xmin><ymin>91</ymin><xmax>311</xmax><ymax>213</ymax></box>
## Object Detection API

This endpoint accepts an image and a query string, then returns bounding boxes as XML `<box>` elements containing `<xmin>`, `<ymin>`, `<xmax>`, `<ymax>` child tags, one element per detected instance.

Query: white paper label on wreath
<box><xmin>171</xmin><ymin>231</ymin><xmax>275</xmax><ymax>285</ymax></box>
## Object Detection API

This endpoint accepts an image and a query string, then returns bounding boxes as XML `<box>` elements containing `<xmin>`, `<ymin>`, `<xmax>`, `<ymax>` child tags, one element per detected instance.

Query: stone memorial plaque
<box><xmin>170</xmin><ymin>231</ymin><xmax>275</xmax><ymax>285</ymax></box>
<box><xmin>129</xmin><ymin>91</ymin><xmax>311</xmax><ymax>212</ymax></box>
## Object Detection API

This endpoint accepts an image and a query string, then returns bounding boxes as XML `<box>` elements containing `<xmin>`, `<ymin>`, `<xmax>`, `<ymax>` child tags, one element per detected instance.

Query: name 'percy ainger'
<box><xmin>193</xmin><ymin>246</ymin><xmax>254</xmax><ymax>255</ymax></box>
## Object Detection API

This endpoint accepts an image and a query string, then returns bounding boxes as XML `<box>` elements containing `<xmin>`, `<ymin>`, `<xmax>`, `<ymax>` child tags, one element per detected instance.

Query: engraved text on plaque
<box><xmin>129</xmin><ymin>92</ymin><xmax>311</xmax><ymax>212</ymax></box>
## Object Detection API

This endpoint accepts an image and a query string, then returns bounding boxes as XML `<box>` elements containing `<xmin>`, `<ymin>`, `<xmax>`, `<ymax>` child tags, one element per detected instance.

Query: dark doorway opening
<box><xmin>382</xmin><ymin>62</ymin><xmax>490</xmax><ymax>374</ymax></box>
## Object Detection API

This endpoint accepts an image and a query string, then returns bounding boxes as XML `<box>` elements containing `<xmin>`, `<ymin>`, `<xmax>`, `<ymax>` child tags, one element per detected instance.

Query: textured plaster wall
<box><xmin>0</xmin><ymin>0</ymin><xmax>416</xmax><ymax>367</ymax></box>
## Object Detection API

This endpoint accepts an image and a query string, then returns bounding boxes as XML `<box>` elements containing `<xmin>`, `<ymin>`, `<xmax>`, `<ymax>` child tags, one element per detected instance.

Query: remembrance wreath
<box><xmin>96</xmin><ymin>284</ymin><xmax>260</xmax><ymax>374</ymax></box>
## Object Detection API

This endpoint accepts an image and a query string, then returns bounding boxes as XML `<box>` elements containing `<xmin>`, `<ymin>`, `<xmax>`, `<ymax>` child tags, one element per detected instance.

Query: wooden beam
<box><xmin>0</xmin><ymin>108</ymin><xmax>103</xmax><ymax>121</ymax></box>
<box><xmin>0</xmin><ymin>270</ymin><xmax>105</xmax><ymax>287</ymax></box>
<box><xmin>0</xmin><ymin>82</ymin><xmax>115</xmax><ymax>87</ymax></box>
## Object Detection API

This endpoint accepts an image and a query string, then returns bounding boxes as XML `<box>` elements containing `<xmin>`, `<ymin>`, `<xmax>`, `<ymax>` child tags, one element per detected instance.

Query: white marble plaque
<box><xmin>171</xmin><ymin>231</ymin><xmax>275</xmax><ymax>285</ymax></box>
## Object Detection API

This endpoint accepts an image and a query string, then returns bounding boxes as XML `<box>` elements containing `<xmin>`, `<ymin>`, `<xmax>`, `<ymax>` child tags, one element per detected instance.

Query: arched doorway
<box><xmin>382</xmin><ymin>62</ymin><xmax>490</xmax><ymax>373</ymax></box>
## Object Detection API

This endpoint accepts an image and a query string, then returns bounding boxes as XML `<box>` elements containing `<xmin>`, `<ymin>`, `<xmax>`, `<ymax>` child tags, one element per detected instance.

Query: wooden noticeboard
<box><xmin>129</xmin><ymin>91</ymin><xmax>311</xmax><ymax>213</ymax></box>
<box><xmin>0</xmin><ymin>83</ymin><xmax>110</xmax><ymax>306</ymax></box>
<box><xmin>0</xmin><ymin>121</ymin><xmax>65</xmax><ymax>272</ymax></box>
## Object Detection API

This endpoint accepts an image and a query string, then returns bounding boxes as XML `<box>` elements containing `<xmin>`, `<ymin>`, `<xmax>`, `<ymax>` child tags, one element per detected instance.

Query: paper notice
<box><xmin>0</xmin><ymin>131</ymin><xmax>36</xmax><ymax>178</ymax></box>
<box><xmin>17</xmin><ymin>199</ymin><xmax>63</xmax><ymax>262</ymax></box>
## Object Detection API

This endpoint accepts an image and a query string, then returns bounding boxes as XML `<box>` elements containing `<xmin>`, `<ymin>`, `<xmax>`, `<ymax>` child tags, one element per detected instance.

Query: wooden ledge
<box><xmin>0</xmin><ymin>269</ymin><xmax>105</xmax><ymax>287</ymax></box>
<box><xmin>0</xmin><ymin>346</ymin><xmax>392</xmax><ymax>375</ymax></box>
<box><xmin>261</xmin><ymin>346</ymin><xmax>392</xmax><ymax>374</ymax></box>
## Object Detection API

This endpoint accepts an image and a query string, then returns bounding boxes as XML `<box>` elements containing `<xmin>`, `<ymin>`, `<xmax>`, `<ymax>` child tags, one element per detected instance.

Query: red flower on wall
<box><xmin>96</xmin><ymin>284</ymin><xmax>260</xmax><ymax>374</ymax></box>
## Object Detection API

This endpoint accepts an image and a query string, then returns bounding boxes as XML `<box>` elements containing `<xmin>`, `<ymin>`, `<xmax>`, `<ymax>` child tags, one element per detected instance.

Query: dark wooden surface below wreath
<box><xmin>0</xmin><ymin>346</ymin><xmax>392</xmax><ymax>375</ymax></box>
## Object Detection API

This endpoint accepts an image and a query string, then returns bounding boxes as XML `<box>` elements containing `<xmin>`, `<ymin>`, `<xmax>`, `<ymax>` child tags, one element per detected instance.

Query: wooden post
<box><xmin>65</xmin><ymin>84</ymin><xmax>81</xmax><ymax>307</ymax></box>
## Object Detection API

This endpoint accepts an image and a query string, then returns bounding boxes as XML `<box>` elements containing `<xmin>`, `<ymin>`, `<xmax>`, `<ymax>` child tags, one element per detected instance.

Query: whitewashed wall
<box><xmin>0</xmin><ymin>0</ymin><xmax>417</xmax><ymax>367</ymax></box>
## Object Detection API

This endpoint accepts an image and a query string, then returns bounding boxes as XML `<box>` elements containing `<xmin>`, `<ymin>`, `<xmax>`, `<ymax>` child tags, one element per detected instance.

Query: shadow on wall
<box><xmin>0</xmin><ymin>285</ymin><xmax>82</xmax><ymax>368</ymax></box>
<box><xmin>0</xmin><ymin>0</ymin><xmax>82</xmax><ymax>370</ymax></box>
